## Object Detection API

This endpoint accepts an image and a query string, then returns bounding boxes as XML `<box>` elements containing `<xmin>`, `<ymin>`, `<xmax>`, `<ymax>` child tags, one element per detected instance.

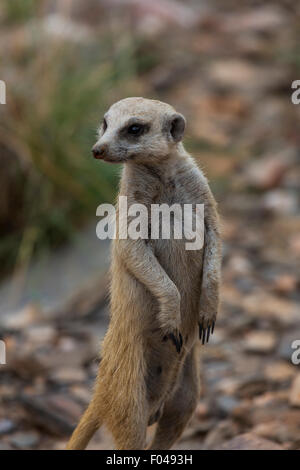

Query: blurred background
<box><xmin>0</xmin><ymin>0</ymin><xmax>300</xmax><ymax>450</ymax></box>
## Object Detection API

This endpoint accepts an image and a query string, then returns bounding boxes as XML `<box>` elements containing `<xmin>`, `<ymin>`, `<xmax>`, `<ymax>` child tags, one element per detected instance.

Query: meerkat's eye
<box><xmin>127</xmin><ymin>123</ymin><xmax>144</xmax><ymax>136</ymax></box>
<box><xmin>102</xmin><ymin>118</ymin><xmax>107</xmax><ymax>132</ymax></box>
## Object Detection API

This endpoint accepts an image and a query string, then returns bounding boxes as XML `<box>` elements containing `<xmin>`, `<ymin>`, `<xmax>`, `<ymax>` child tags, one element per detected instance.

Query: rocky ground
<box><xmin>0</xmin><ymin>0</ymin><xmax>300</xmax><ymax>450</ymax></box>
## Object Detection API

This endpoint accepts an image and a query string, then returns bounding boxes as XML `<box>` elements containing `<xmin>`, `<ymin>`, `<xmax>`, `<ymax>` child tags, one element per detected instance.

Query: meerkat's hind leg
<box><xmin>111</xmin><ymin>416</ymin><xmax>148</xmax><ymax>450</ymax></box>
<box><xmin>148</xmin><ymin>345</ymin><xmax>200</xmax><ymax>450</ymax></box>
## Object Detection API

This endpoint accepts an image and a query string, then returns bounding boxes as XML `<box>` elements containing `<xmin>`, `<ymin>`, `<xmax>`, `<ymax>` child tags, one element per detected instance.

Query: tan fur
<box><xmin>67</xmin><ymin>98</ymin><xmax>222</xmax><ymax>450</ymax></box>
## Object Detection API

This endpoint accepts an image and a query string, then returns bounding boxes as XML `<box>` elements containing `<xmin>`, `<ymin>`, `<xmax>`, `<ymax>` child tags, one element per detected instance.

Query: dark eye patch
<box><xmin>128</xmin><ymin>123</ymin><xmax>144</xmax><ymax>136</ymax></box>
<box><xmin>102</xmin><ymin>118</ymin><xmax>107</xmax><ymax>132</ymax></box>
<box><xmin>119</xmin><ymin>120</ymin><xmax>150</xmax><ymax>139</ymax></box>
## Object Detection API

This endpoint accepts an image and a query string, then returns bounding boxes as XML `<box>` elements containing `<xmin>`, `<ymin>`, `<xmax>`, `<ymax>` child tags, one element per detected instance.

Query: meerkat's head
<box><xmin>92</xmin><ymin>97</ymin><xmax>186</xmax><ymax>164</ymax></box>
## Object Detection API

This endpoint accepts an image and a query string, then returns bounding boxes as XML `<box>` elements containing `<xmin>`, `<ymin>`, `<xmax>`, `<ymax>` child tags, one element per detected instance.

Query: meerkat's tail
<box><xmin>67</xmin><ymin>399</ymin><xmax>102</xmax><ymax>450</ymax></box>
<box><xmin>67</xmin><ymin>318</ymin><xmax>148</xmax><ymax>450</ymax></box>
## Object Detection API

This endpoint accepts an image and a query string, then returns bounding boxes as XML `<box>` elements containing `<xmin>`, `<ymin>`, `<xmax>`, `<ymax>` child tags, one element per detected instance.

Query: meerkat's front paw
<box><xmin>163</xmin><ymin>330</ymin><xmax>183</xmax><ymax>353</ymax></box>
<box><xmin>198</xmin><ymin>314</ymin><xmax>216</xmax><ymax>345</ymax></box>
<box><xmin>159</xmin><ymin>320</ymin><xmax>183</xmax><ymax>354</ymax></box>
<box><xmin>158</xmin><ymin>290</ymin><xmax>183</xmax><ymax>353</ymax></box>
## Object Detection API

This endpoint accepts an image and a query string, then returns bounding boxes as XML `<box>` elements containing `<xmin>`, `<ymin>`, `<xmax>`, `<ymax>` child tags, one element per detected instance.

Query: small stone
<box><xmin>70</xmin><ymin>385</ymin><xmax>92</xmax><ymax>404</ymax></box>
<box><xmin>21</xmin><ymin>394</ymin><xmax>82</xmax><ymax>436</ymax></box>
<box><xmin>0</xmin><ymin>419</ymin><xmax>16</xmax><ymax>435</ymax></box>
<box><xmin>223</xmin><ymin>6</ymin><xmax>287</xmax><ymax>33</ymax></box>
<box><xmin>252</xmin><ymin>421</ymin><xmax>290</xmax><ymax>444</ymax></box>
<box><xmin>290</xmin><ymin>375</ymin><xmax>300</xmax><ymax>407</ymax></box>
<box><xmin>216</xmin><ymin>377</ymin><xmax>240</xmax><ymax>395</ymax></box>
<box><xmin>33</xmin><ymin>339</ymin><xmax>94</xmax><ymax>371</ymax></box>
<box><xmin>25</xmin><ymin>325</ymin><xmax>56</xmax><ymax>344</ymax></box>
<box><xmin>227</xmin><ymin>255</ymin><xmax>252</xmax><ymax>275</ymax></box>
<box><xmin>243</xmin><ymin>293</ymin><xmax>298</xmax><ymax>325</ymax></box>
<box><xmin>262</xmin><ymin>190</ymin><xmax>298</xmax><ymax>215</ymax></box>
<box><xmin>215</xmin><ymin>396</ymin><xmax>240</xmax><ymax>417</ymax></box>
<box><xmin>181</xmin><ymin>419</ymin><xmax>214</xmax><ymax>440</ymax></box>
<box><xmin>272</xmin><ymin>274</ymin><xmax>298</xmax><ymax>294</ymax></box>
<box><xmin>10</xmin><ymin>431</ymin><xmax>40</xmax><ymax>449</ymax></box>
<box><xmin>236</xmin><ymin>374</ymin><xmax>269</xmax><ymax>398</ymax></box>
<box><xmin>253</xmin><ymin>390</ymin><xmax>289</xmax><ymax>408</ymax></box>
<box><xmin>0</xmin><ymin>384</ymin><xmax>15</xmax><ymax>399</ymax></box>
<box><xmin>195</xmin><ymin>401</ymin><xmax>209</xmax><ymax>419</ymax></box>
<box><xmin>244</xmin><ymin>331</ymin><xmax>277</xmax><ymax>354</ymax></box>
<box><xmin>3</xmin><ymin>305</ymin><xmax>41</xmax><ymax>330</ymax></box>
<box><xmin>204</xmin><ymin>420</ymin><xmax>237</xmax><ymax>449</ymax></box>
<box><xmin>243</xmin><ymin>150</ymin><xmax>296</xmax><ymax>190</ymax></box>
<box><xmin>47</xmin><ymin>394</ymin><xmax>83</xmax><ymax>420</ymax></box>
<box><xmin>50</xmin><ymin>367</ymin><xmax>86</xmax><ymax>384</ymax></box>
<box><xmin>217</xmin><ymin>432</ymin><xmax>283</xmax><ymax>450</ymax></box>
<box><xmin>264</xmin><ymin>361</ymin><xmax>295</xmax><ymax>383</ymax></box>
<box><xmin>57</xmin><ymin>336</ymin><xmax>78</xmax><ymax>352</ymax></box>
<box><xmin>207</xmin><ymin>60</ymin><xmax>286</xmax><ymax>94</ymax></box>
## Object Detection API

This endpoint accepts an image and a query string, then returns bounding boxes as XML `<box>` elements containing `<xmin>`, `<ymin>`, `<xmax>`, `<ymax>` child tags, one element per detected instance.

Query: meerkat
<box><xmin>67</xmin><ymin>97</ymin><xmax>222</xmax><ymax>450</ymax></box>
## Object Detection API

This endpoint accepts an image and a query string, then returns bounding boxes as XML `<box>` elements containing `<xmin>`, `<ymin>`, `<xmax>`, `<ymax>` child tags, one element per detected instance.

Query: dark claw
<box><xmin>199</xmin><ymin>324</ymin><xmax>203</xmax><ymax>340</ymax></box>
<box><xmin>179</xmin><ymin>332</ymin><xmax>183</xmax><ymax>349</ymax></box>
<box><xmin>206</xmin><ymin>326</ymin><xmax>211</xmax><ymax>343</ymax></box>
<box><xmin>199</xmin><ymin>323</ymin><xmax>207</xmax><ymax>343</ymax></box>
<box><xmin>168</xmin><ymin>332</ymin><xmax>182</xmax><ymax>354</ymax></box>
<box><xmin>199</xmin><ymin>320</ymin><xmax>216</xmax><ymax>345</ymax></box>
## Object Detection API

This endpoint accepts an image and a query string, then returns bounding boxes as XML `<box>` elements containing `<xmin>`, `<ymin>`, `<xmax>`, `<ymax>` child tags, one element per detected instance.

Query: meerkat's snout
<box><xmin>92</xmin><ymin>143</ymin><xmax>108</xmax><ymax>160</ymax></box>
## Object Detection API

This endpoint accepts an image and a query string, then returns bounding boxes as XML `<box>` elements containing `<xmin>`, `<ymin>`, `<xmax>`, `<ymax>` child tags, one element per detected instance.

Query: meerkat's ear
<box><xmin>168</xmin><ymin>113</ymin><xmax>186</xmax><ymax>143</ymax></box>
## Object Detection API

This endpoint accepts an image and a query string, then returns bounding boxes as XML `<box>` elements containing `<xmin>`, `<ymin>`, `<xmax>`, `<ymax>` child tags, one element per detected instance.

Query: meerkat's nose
<box><xmin>92</xmin><ymin>143</ymin><xmax>107</xmax><ymax>159</ymax></box>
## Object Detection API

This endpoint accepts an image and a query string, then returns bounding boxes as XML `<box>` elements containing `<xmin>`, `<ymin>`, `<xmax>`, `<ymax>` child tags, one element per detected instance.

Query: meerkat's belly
<box><xmin>148</xmin><ymin>236</ymin><xmax>203</xmax><ymax>348</ymax></box>
<box><xmin>147</xmin><ymin>185</ymin><xmax>205</xmax><ymax>310</ymax></box>
<box><xmin>152</xmin><ymin>238</ymin><xmax>203</xmax><ymax>304</ymax></box>
<box><xmin>109</xmin><ymin>240</ymin><xmax>202</xmax><ymax>421</ymax></box>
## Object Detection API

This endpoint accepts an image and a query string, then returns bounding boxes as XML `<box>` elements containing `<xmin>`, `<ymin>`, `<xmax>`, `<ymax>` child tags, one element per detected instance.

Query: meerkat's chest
<box><xmin>123</xmin><ymin>164</ymin><xmax>205</xmax><ymax>290</ymax></box>
<box><xmin>130</xmin><ymin>171</ymin><xmax>204</xmax><ymax>245</ymax></box>
<box><xmin>134</xmin><ymin>171</ymin><xmax>202</xmax><ymax>205</ymax></box>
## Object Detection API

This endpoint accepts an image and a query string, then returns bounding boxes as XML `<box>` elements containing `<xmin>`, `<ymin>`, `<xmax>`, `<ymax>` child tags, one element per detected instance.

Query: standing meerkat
<box><xmin>67</xmin><ymin>97</ymin><xmax>222</xmax><ymax>450</ymax></box>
